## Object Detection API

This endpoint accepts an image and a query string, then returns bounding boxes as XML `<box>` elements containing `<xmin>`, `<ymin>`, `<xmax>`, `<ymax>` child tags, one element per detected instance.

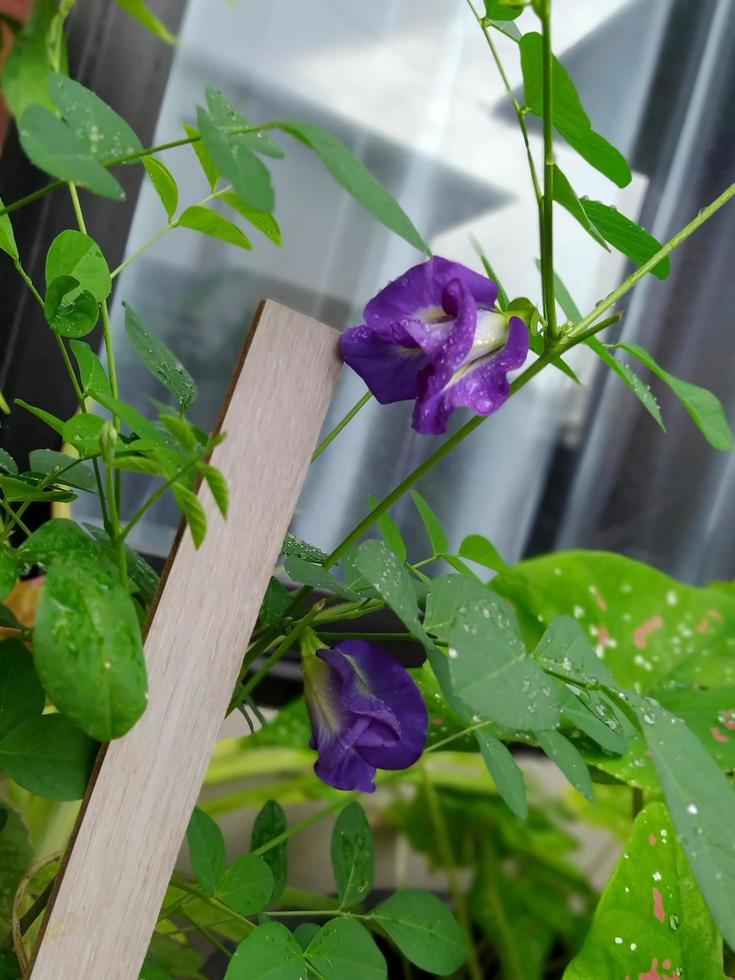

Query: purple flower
<box><xmin>303</xmin><ymin>639</ymin><xmax>428</xmax><ymax>792</ymax></box>
<box><xmin>340</xmin><ymin>257</ymin><xmax>529</xmax><ymax>435</ymax></box>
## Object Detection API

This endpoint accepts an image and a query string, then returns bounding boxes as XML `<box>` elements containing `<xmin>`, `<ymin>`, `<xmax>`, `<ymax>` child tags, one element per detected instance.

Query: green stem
<box><xmin>317</xmin><ymin>630</ymin><xmax>413</xmax><ymax>642</ymax></box>
<box><xmin>252</xmin><ymin>796</ymin><xmax>358</xmax><ymax>857</ymax></box>
<box><xmin>311</xmin><ymin>391</ymin><xmax>372</xmax><ymax>463</ymax></box>
<box><xmin>422</xmin><ymin>766</ymin><xmax>483</xmax><ymax>980</ymax></box>
<box><xmin>110</xmin><ymin>224</ymin><xmax>171</xmax><ymax>279</ymax></box>
<box><xmin>180</xmin><ymin>912</ymin><xmax>232</xmax><ymax>959</ymax></box>
<box><xmin>570</xmin><ymin>181</ymin><xmax>735</xmax><ymax>338</ymax></box>
<box><xmin>0</xmin><ymin>499</ymin><xmax>33</xmax><ymax>538</ymax></box>
<box><xmin>120</xmin><ymin>457</ymin><xmax>200</xmax><ymax>542</ymax></box>
<box><xmin>480</xmin><ymin>841</ymin><xmax>524</xmax><ymax>980</ymax></box>
<box><xmin>539</xmin><ymin>0</ymin><xmax>558</xmax><ymax>339</ymax></box>
<box><xmin>68</xmin><ymin>183</ymin><xmax>87</xmax><ymax>233</ymax></box>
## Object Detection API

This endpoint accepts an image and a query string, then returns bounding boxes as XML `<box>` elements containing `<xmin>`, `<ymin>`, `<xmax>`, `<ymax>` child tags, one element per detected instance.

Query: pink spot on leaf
<box><xmin>634</xmin><ymin>616</ymin><xmax>664</xmax><ymax>649</ymax></box>
<box><xmin>720</xmin><ymin>709</ymin><xmax>735</xmax><ymax>731</ymax></box>
<box><xmin>639</xmin><ymin>959</ymin><xmax>679</xmax><ymax>980</ymax></box>
<box><xmin>591</xmin><ymin>586</ymin><xmax>607</xmax><ymax>611</ymax></box>
<box><xmin>661</xmin><ymin>962</ymin><xmax>671</xmax><ymax>971</ymax></box>
<box><xmin>696</xmin><ymin>618</ymin><xmax>710</xmax><ymax>634</ymax></box>
<box><xmin>711</xmin><ymin>726</ymin><xmax>729</xmax><ymax>744</ymax></box>
<box><xmin>597</xmin><ymin>624</ymin><xmax>611</xmax><ymax>648</ymax></box>
<box><xmin>649</xmin><ymin>833</ymin><xmax>657</xmax><ymax>846</ymax></box>
<box><xmin>708</xmin><ymin>608</ymin><xmax>724</xmax><ymax>622</ymax></box>
<box><xmin>653</xmin><ymin>887</ymin><xmax>665</xmax><ymax>923</ymax></box>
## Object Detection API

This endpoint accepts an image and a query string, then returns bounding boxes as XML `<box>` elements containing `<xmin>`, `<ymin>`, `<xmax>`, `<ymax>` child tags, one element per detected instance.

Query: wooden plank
<box><xmin>29</xmin><ymin>301</ymin><xmax>341</xmax><ymax>980</ymax></box>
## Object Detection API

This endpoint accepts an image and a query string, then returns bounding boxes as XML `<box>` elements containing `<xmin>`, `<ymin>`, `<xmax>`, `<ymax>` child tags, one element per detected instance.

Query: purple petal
<box><xmin>317</xmin><ymin>647</ymin><xmax>401</xmax><ymax>747</ymax></box>
<box><xmin>314</xmin><ymin>742</ymin><xmax>377</xmax><ymax>792</ymax></box>
<box><xmin>333</xmin><ymin>640</ymin><xmax>428</xmax><ymax>770</ymax></box>
<box><xmin>340</xmin><ymin>322</ymin><xmax>428</xmax><ymax>404</ymax></box>
<box><xmin>364</xmin><ymin>257</ymin><xmax>497</xmax><ymax>330</ymax></box>
<box><xmin>412</xmin><ymin>315</ymin><xmax>529</xmax><ymax>435</ymax></box>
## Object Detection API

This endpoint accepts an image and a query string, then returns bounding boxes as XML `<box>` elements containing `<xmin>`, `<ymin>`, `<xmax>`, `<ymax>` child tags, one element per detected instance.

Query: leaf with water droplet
<box><xmin>224</xmin><ymin>921</ymin><xmax>306</xmax><ymax>979</ymax></box>
<box><xmin>370</xmin><ymin>889</ymin><xmax>466</xmax><ymax>975</ymax></box>
<box><xmin>564</xmin><ymin>802</ymin><xmax>723</xmax><ymax>979</ymax></box>
<box><xmin>123</xmin><ymin>303</ymin><xmax>197</xmax><ymax>411</ymax></box>
<box><xmin>331</xmin><ymin>802</ymin><xmax>374</xmax><ymax>907</ymax></box>
<box><xmin>305</xmin><ymin>918</ymin><xmax>386</xmax><ymax>980</ymax></box>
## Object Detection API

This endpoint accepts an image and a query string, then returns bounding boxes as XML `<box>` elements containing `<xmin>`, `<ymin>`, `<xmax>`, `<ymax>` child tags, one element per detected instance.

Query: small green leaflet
<box><xmin>19</xmin><ymin>105</ymin><xmax>124</xmax><ymax>200</ymax></box>
<box><xmin>48</xmin><ymin>73</ymin><xmax>142</xmax><ymax>163</ymax></box>
<box><xmin>305</xmin><ymin>919</ymin><xmax>386</xmax><ymax>980</ymax></box>
<box><xmin>62</xmin><ymin>413</ymin><xmax>105</xmax><ymax>455</ymax></box>
<box><xmin>187</xmin><ymin>807</ymin><xmax>227</xmax><ymax>894</ymax></box>
<box><xmin>28</xmin><ymin>449</ymin><xmax>97</xmax><ymax>492</ymax></box>
<box><xmin>587</xmin><ymin>338</ymin><xmax>664</xmax><ymax>430</ymax></box>
<box><xmin>369</xmin><ymin>889</ymin><xmax>466</xmax><ymax>975</ymax></box>
<box><xmin>581</xmin><ymin>199</ymin><xmax>669</xmax><ymax>279</ymax></box>
<box><xmin>45</xmin><ymin>230</ymin><xmax>112</xmax><ymax>301</ymax></box>
<box><xmin>475</xmin><ymin>729</ymin><xmax>528</xmax><ymax>819</ymax></box>
<box><xmin>0</xmin><ymin>449</ymin><xmax>17</xmax><ymax>474</ymax></box>
<box><xmin>172</xmin><ymin>484</ymin><xmax>207</xmax><ymax>549</ymax></box>
<box><xmin>610</xmin><ymin>342</ymin><xmax>733</xmax><ymax>451</ymax></box>
<box><xmin>69</xmin><ymin>340</ymin><xmax>112</xmax><ymax>396</ymax></box>
<box><xmin>411</xmin><ymin>490</ymin><xmax>448</xmax><ymax>556</ymax></box>
<box><xmin>564</xmin><ymin>803</ymin><xmax>723</xmax><ymax>980</ymax></box>
<box><xmin>198</xmin><ymin>463</ymin><xmax>229</xmax><ymax>518</ymax></box>
<box><xmin>0</xmin><ymin>549</ymin><xmax>17</xmax><ymax>602</ymax></box>
<box><xmin>353</xmin><ymin>540</ymin><xmax>426</xmax><ymax>642</ymax></box>
<box><xmin>1</xmin><ymin>0</ymin><xmax>62</xmax><ymax>118</ymax></box>
<box><xmin>218</xmin><ymin>853</ymin><xmax>274</xmax><ymax>916</ymax></box>
<box><xmin>520</xmin><ymin>33</ymin><xmax>631</xmax><ymax>188</ymax></box>
<box><xmin>196</xmin><ymin>95</ymin><xmax>275</xmax><ymax>214</ymax></box>
<box><xmin>143</xmin><ymin>157</ymin><xmax>179</xmax><ymax>219</ymax></box>
<box><xmin>220</xmin><ymin>190</ymin><xmax>282</xmax><ymax>245</ymax></box>
<box><xmin>206</xmin><ymin>88</ymin><xmax>284</xmax><ymax>160</ymax></box>
<box><xmin>259</xmin><ymin>577</ymin><xmax>292</xmax><ymax>627</ymax></box>
<box><xmin>0</xmin><ymin>196</ymin><xmax>19</xmax><ymax>261</ymax></box>
<box><xmin>537</xmin><ymin>729</ymin><xmax>595</xmax><ymax>802</ymax></box>
<box><xmin>225</xmin><ymin>922</ymin><xmax>306</xmax><ymax>980</ymax></box>
<box><xmin>483</xmin><ymin>0</ymin><xmax>522</xmax><ymax>20</ymax></box>
<box><xmin>115</xmin><ymin>0</ymin><xmax>176</xmax><ymax>44</ymax></box>
<box><xmin>631</xmin><ymin>695</ymin><xmax>735</xmax><ymax>952</ymax></box>
<box><xmin>276</xmin><ymin>120</ymin><xmax>430</xmax><ymax>255</ymax></box>
<box><xmin>369</xmin><ymin>495</ymin><xmax>407</xmax><ymax>562</ymax></box>
<box><xmin>0</xmin><ymin>638</ymin><xmax>97</xmax><ymax>799</ymax></box>
<box><xmin>251</xmin><ymin>800</ymin><xmax>288</xmax><ymax>902</ymax></box>
<box><xmin>123</xmin><ymin>304</ymin><xmax>197</xmax><ymax>410</ymax></box>
<box><xmin>428</xmin><ymin>574</ymin><xmax>560</xmax><ymax>732</ymax></box>
<box><xmin>458</xmin><ymin>533</ymin><xmax>508</xmax><ymax>573</ymax></box>
<box><xmin>184</xmin><ymin>123</ymin><xmax>219</xmax><ymax>190</ymax></box>
<box><xmin>331</xmin><ymin>802</ymin><xmax>374</xmax><ymax>907</ymax></box>
<box><xmin>34</xmin><ymin>557</ymin><xmax>148</xmax><ymax>740</ymax></box>
<box><xmin>176</xmin><ymin>205</ymin><xmax>252</xmax><ymax>250</ymax></box>
<box><xmin>44</xmin><ymin>276</ymin><xmax>99</xmax><ymax>337</ymax></box>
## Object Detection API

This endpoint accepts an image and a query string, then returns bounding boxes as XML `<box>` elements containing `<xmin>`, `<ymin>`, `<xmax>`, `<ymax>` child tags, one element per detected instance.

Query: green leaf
<box><xmin>520</xmin><ymin>33</ymin><xmax>631</xmax><ymax>188</ymax></box>
<box><xmin>353</xmin><ymin>539</ymin><xmax>425</xmax><ymax>639</ymax></box>
<box><xmin>114</xmin><ymin>0</ymin><xmax>176</xmax><ymax>44</ymax></box>
<box><xmin>564</xmin><ymin>802</ymin><xmax>724</xmax><ymax>980</ymax></box>
<box><xmin>475</xmin><ymin>730</ymin><xmax>528</xmax><ymax>819</ymax></box>
<box><xmin>187</xmin><ymin>808</ymin><xmax>227</xmax><ymax>894</ymax></box>
<box><xmin>143</xmin><ymin>157</ymin><xmax>179</xmax><ymax>218</ymax></box>
<box><xmin>537</xmin><ymin>729</ymin><xmax>595</xmax><ymax>802</ymax></box>
<box><xmin>198</xmin><ymin>463</ymin><xmax>229</xmax><ymax>518</ymax></box>
<box><xmin>282</xmin><ymin>535</ymin><xmax>329</xmax><ymax>564</ymax></box>
<box><xmin>1</xmin><ymin>0</ymin><xmax>61</xmax><ymax>118</ymax></box>
<box><xmin>458</xmin><ymin>533</ymin><xmax>508</xmax><ymax>573</ymax></box>
<box><xmin>411</xmin><ymin>490</ymin><xmax>448</xmax><ymax>556</ymax></box>
<box><xmin>123</xmin><ymin>303</ymin><xmax>197</xmax><ymax>410</ymax></box>
<box><xmin>28</xmin><ymin>449</ymin><xmax>97</xmax><ymax>492</ymax></box>
<box><xmin>0</xmin><ymin>474</ymin><xmax>76</xmax><ymax>504</ymax></box>
<box><xmin>260</xmin><ymin>577</ymin><xmax>292</xmax><ymax>627</ymax></box>
<box><xmin>631</xmin><ymin>696</ymin><xmax>735</xmax><ymax>951</ymax></box>
<box><xmin>177</xmin><ymin>205</ymin><xmax>252</xmax><ymax>250</ymax></box>
<box><xmin>0</xmin><ymin>449</ymin><xmax>17</xmax><ymax>475</ymax></box>
<box><xmin>206</xmin><ymin>88</ymin><xmax>284</xmax><ymax>159</ymax></box>
<box><xmin>549</xmin><ymin>267</ymin><xmax>582</xmax><ymax>322</ymax></box>
<box><xmin>48</xmin><ymin>73</ymin><xmax>142</xmax><ymax>163</ymax></box>
<box><xmin>371</xmin><ymin>889</ymin><xmax>466</xmax><ymax>975</ymax></box>
<box><xmin>250</xmin><ymin>800</ymin><xmax>288</xmax><ymax>902</ymax></box>
<box><xmin>46</xmin><ymin>231</ymin><xmax>111</xmax><ymax>300</ymax></box>
<box><xmin>0</xmin><ymin>638</ymin><xmax>96</xmax><ymax>799</ymax></box>
<box><xmin>493</xmin><ymin>549</ymin><xmax>735</xmax><ymax>692</ymax></box>
<box><xmin>580</xmin><ymin>199</ymin><xmax>669</xmax><ymax>279</ymax></box>
<box><xmin>219</xmin><ymin>853</ymin><xmax>274</xmax><ymax>916</ymax></box>
<box><xmin>282</xmin><ymin>554</ymin><xmax>359</xmax><ymax>601</ymax></box>
<box><xmin>369</xmin><ymin>496</ymin><xmax>407</xmax><ymax>563</ymax></box>
<box><xmin>331</xmin><ymin>802</ymin><xmax>374</xmax><ymax>907</ymax></box>
<box><xmin>0</xmin><ymin>197</ymin><xmax>19</xmax><ymax>261</ymax></box>
<box><xmin>220</xmin><ymin>191</ymin><xmax>282</xmax><ymax>245</ymax></box>
<box><xmin>34</xmin><ymin>558</ymin><xmax>147</xmax><ymax>740</ymax></box>
<box><xmin>84</xmin><ymin>523</ymin><xmax>160</xmax><ymax>606</ymax></box>
<box><xmin>172</xmin><ymin>484</ymin><xmax>207</xmax><ymax>548</ymax></box>
<box><xmin>0</xmin><ymin>806</ymin><xmax>32</xmax><ymax>932</ymax></box>
<box><xmin>586</xmin><ymin>338</ymin><xmax>664</xmax><ymax>430</ymax></box>
<box><xmin>69</xmin><ymin>339</ymin><xmax>112</xmax><ymax>396</ymax></box>
<box><xmin>0</xmin><ymin>548</ymin><xmax>18</xmax><ymax>602</ymax></box>
<box><xmin>18</xmin><ymin>105</ymin><xmax>125</xmax><ymax>199</ymax></box>
<box><xmin>483</xmin><ymin>0</ymin><xmax>522</xmax><ymax>19</ymax></box>
<box><xmin>44</xmin><ymin>276</ymin><xmax>99</xmax><ymax>338</ymax></box>
<box><xmin>487</xmin><ymin>18</ymin><xmax>522</xmax><ymax>42</ymax></box>
<box><xmin>90</xmin><ymin>389</ymin><xmax>169</xmax><ymax>445</ymax></box>
<box><xmin>276</xmin><ymin>121</ymin><xmax>430</xmax><ymax>255</ymax></box>
<box><xmin>184</xmin><ymin>124</ymin><xmax>219</xmax><ymax>190</ymax></box>
<box><xmin>306</xmin><ymin>919</ymin><xmax>386</xmax><ymax>980</ymax></box>
<box><xmin>197</xmin><ymin>100</ymin><xmax>274</xmax><ymax>214</ymax></box>
<box><xmin>533</xmin><ymin>614</ymin><xmax>617</xmax><ymax>689</ymax></box>
<box><xmin>225</xmin><ymin>922</ymin><xmax>306</xmax><ymax>980</ymax></box>
<box><xmin>610</xmin><ymin>342</ymin><xmax>733</xmax><ymax>451</ymax></box>
<box><xmin>62</xmin><ymin>412</ymin><xmax>105</xmax><ymax>455</ymax></box>
<box><xmin>428</xmin><ymin>574</ymin><xmax>560</xmax><ymax>732</ymax></box>
<box><xmin>552</xmin><ymin>166</ymin><xmax>608</xmax><ymax>248</ymax></box>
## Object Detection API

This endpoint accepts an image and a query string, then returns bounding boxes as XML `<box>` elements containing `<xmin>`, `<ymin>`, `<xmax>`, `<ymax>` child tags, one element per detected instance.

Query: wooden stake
<box><xmin>29</xmin><ymin>301</ymin><xmax>341</xmax><ymax>979</ymax></box>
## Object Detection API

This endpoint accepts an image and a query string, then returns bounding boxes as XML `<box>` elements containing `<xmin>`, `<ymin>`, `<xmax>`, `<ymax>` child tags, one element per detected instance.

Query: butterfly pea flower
<box><xmin>340</xmin><ymin>256</ymin><xmax>529</xmax><ymax>435</ymax></box>
<box><xmin>302</xmin><ymin>637</ymin><xmax>428</xmax><ymax>792</ymax></box>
